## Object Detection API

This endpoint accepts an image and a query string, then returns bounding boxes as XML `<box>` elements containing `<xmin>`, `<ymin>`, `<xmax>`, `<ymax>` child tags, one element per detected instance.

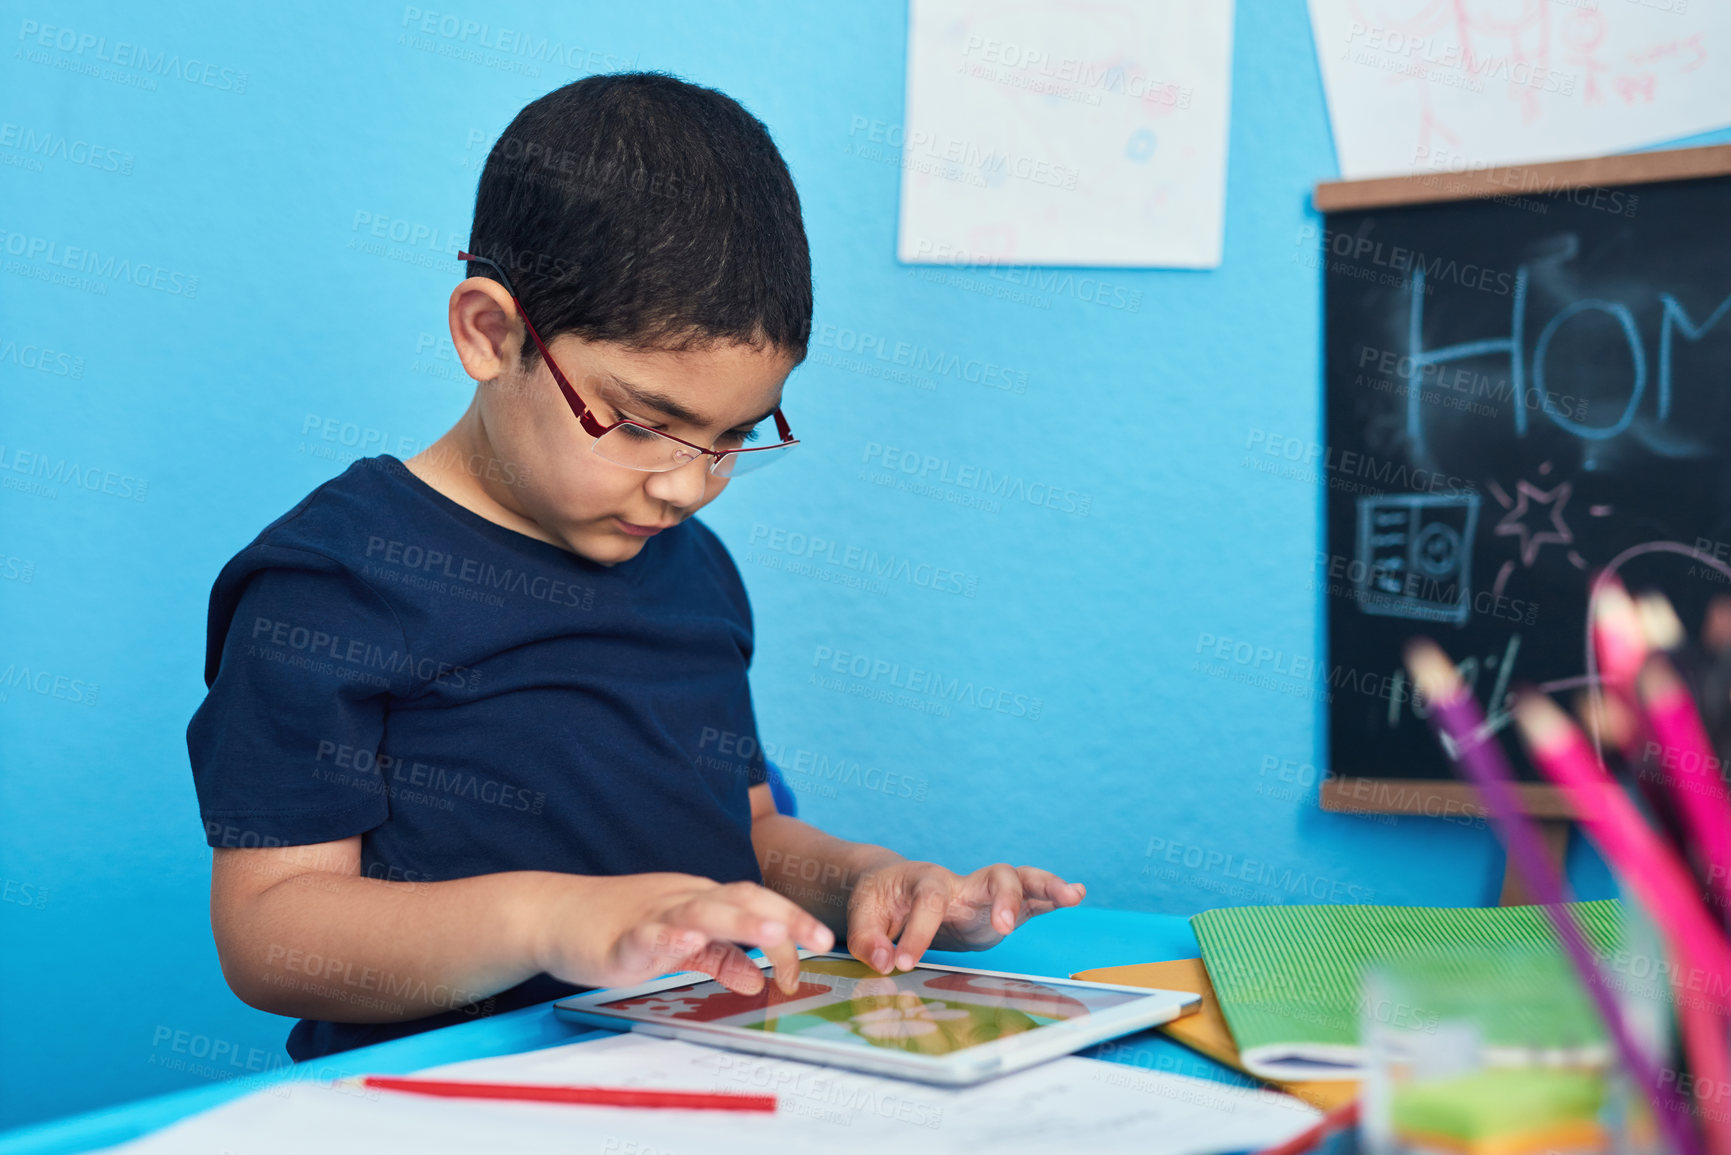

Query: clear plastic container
<box><xmin>1360</xmin><ymin>943</ymin><xmax>1617</xmax><ymax>1155</ymax></box>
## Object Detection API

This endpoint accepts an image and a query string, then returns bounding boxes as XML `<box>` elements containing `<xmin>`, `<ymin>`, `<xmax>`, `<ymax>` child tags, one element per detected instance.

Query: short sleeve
<box><xmin>187</xmin><ymin>562</ymin><xmax>411</xmax><ymax>848</ymax></box>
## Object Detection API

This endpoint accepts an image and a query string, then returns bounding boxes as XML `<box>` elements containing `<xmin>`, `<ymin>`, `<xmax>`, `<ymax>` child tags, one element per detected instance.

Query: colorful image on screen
<box><xmin>593</xmin><ymin>957</ymin><xmax>1144</xmax><ymax>1057</ymax></box>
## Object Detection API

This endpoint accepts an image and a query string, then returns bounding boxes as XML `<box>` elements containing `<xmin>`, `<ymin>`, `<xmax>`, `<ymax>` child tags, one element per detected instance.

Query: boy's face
<box><xmin>439</xmin><ymin>274</ymin><xmax>799</xmax><ymax>567</ymax></box>
<box><xmin>475</xmin><ymin>331</ymin><xmax>798</xmax><ymax>566</ymax></box>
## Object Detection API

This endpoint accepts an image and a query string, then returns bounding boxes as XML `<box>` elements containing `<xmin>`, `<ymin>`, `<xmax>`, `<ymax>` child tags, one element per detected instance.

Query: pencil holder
<box><xmin>1359</xmin><ymin>944</ymin><xmax>1615</xmax><ymax>1155</ymax></box>
<box><xmin>1597</xmin><ymin>875</ymin><xmax>1685</xmax><ymax>1155</ymax></box>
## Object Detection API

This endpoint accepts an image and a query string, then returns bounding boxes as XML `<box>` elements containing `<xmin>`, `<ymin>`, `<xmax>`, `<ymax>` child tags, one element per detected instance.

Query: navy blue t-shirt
<box><xmin>186</xmin><ymin>454</ymin><xmax>768</xmax><ymax>1060</ymax></box>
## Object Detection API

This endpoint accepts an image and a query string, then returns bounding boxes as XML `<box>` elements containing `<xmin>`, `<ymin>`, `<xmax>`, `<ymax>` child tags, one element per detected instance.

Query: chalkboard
<box><xmin>1313</xmin><ymin>145</ymin><xmax>1731</xmax><ymax>817</ymax></box>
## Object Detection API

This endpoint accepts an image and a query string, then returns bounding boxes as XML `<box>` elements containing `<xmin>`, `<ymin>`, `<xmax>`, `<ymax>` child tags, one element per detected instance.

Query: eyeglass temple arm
<box><xmin>459</xmin><ymin>250</ymin><xmax>795</xmax><ymax>447</ymax></box>
<box><xmin>458</xmin><ymin>250</ymin><xmax>608</xmax><ymax>437</ymax></box>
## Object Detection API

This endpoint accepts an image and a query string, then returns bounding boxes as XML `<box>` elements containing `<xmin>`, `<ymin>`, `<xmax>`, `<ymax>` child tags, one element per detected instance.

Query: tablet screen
<box><xmin>588</xmin><ymin>956</ymin><xmax>1147</xmax><ymax>1057</ymax></box>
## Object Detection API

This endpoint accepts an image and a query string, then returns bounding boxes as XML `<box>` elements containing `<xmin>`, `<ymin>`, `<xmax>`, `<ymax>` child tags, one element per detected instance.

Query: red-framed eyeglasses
<box><xmin>458</xmin><ymin>251</ymin><xmax>799</xmax><ymax>477</ymax></box>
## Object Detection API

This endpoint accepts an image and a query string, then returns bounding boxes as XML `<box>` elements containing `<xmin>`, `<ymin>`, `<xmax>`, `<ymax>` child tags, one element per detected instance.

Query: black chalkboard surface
<box><xmin>1314</xmin><ymin>146</ymin><xmax>1731</xmax><ymax>817</ymax></box>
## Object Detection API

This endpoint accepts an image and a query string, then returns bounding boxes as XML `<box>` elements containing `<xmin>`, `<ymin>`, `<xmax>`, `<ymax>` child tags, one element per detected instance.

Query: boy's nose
<box><xmin>642</xmin><ymin>455</ymin><xmax>713</xmax><ymax>509</ymax></box>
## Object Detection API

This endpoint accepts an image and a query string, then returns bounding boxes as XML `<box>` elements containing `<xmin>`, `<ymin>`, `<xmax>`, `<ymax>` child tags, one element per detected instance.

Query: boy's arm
<box><xmin>210</xmin><ymin>835</ymin><xmax>834</xmax><ymax>1022</ymax></box>
<box><xmin>746</xmin><ymin>784</ymin><xmax>908</xmax><ymax>936</ymax></box>
<box><xmin>747</xmin><ymin>784</ymin><xmax>1086</xmax><ymax>974</ymax></box>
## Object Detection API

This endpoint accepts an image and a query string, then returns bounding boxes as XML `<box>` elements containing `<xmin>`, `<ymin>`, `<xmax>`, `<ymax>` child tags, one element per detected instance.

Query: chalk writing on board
<box><xmin>1445</xmin><ymin>545</ymin><xmax>1731</xmax><ymax>752</ymax></box>
<box><xmin>1324</xmin><ymin>164</ymin><xmax>1731</xmax><ymax>791</ymax></box>
<box><xmin>1489</xmin><ymin>475</ymin><xmax>1573</xmax><ymax>568</ymax></box>
<box><xmin>1433</xmin><ymin>635</ymin><xmax>1523</xmax><ymax>760</ymax></box>
<box><xmin>1402</xmin><ymin>242</ymin><xmax>1731</xmax><ymax>464</ymax></box>
<box><xmin>1354</xmin><ymin>492</ymin><xmax>1480</xmax><ymax>624</ymax></box>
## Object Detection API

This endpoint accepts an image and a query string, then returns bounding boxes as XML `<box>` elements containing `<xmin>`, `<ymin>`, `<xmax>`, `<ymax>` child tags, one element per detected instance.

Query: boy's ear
<box><xmin>448</xmin><ymin>277</ymin><xmax>526</xmax><ymax>384</ymax></box>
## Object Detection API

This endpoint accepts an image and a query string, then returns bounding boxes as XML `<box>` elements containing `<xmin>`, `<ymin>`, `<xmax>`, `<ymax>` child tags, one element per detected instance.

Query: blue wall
<box><xmin>3</xmin><ymin>0</ymin><xmax>1724</xmax><ymax>1132</ymax></box>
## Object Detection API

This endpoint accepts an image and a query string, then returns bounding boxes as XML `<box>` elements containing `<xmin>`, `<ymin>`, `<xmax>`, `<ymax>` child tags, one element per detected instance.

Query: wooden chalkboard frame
<box><xmin>1313</xmin><ymin>144</ymin><xmax>1731</xmax><ymax>839</ymax></box>
<box><xmin>1315</xmin><ymin>144</ymin><xmax>1731</xmax><ymax>213</ymax></box>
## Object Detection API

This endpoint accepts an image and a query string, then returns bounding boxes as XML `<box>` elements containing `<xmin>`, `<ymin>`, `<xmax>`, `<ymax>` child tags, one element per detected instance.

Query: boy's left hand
<box><xmin>845</xmin><ymin>861</ymin><xmax>1085</xmax><ymax>974</ymax></box>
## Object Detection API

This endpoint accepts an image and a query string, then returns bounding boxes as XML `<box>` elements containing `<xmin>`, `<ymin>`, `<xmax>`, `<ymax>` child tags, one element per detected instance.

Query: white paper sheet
<box><xmin>895</xmin><ymin>0</ymin><xmax>1236</xmax><ymax>269</ymax></box>
<box><xmin>97</xmin><ymin>1032</ymin><xmax>1319</xmax><ymax>1154</ymax></box>
<box><xmin>1308</xmin><ymin>0</ymin><xmax>1731</xmax><ymax>179</ymax></box>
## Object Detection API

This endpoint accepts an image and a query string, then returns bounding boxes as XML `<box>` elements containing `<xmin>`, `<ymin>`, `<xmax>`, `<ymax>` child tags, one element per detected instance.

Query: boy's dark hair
<box><xmin>467</xmin><ymin>72</ymin><xmax>812</xmax><ymax>369</ymax></box>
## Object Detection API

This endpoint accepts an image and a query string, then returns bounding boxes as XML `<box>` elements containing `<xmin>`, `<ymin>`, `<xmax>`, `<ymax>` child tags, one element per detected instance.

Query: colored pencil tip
<box><xmin>1403</xmin><ymin>639</ymin><xmax>1461</xmax><ymax>706</ymax></box>
<box><xmin>1635</xmin><ymin>592</ymin><xmax>1685</xmax><ymax>652</ymax></box>
<box><xmin>1591</xmin><ymin>573</ymin><xmax>1632</xmax><ymax>614</ymax></box>
<box><xmin>1635</xmin><ymin>654</ymin><xmax>1688</xmax><ymax>707</ymax></box>
<box><xmin>1592</xmin><ymin>579</ymin><xmax>1647</xmax><ymax>682</ymax></box>
<box><xmin>1512</xmin><ymin>690</ymin><xmax>1575</xmax><ymax>754</ymax></box>
<box><xmin>1572</xmin><ymin>688</ymin><xmax>1635</xmax><ymax>750</ymax></box>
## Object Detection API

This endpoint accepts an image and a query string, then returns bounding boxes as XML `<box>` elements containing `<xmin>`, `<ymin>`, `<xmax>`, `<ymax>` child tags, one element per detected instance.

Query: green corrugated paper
<box><xmin>1190</xmin><ymin>901</ymin><xmax>1624</xmax><ymax>1079</ymax></box>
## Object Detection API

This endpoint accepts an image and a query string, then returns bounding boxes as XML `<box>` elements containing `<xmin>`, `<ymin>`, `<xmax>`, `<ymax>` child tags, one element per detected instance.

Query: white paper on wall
<box><xmin>1308</xmin><ymin>0</ymin><xmax>1731</xmax><ymax>179</ymax></box>
<box><xmin>896</xmin><ymin>0</ymin><xmax>1236</xmax><ymax>269</ymax></box>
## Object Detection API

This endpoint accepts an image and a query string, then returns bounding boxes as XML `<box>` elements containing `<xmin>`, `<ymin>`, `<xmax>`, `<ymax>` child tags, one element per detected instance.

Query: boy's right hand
<box><xmin>533</xmin><ymin>872</ymin><xmax>834</xmax><ymax>997</ymax></box>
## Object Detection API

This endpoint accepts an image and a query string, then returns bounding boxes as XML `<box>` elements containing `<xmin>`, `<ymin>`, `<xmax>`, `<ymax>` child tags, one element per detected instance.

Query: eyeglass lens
<box><xmin>589</xmin><ymin>424</ymin><xmax>796</xmax><ymax>477</ymax></box>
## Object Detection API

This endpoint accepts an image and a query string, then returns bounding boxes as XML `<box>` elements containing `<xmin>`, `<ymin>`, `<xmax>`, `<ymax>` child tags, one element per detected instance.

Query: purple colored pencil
<box><xmin>1406</xmin><ymin>641</ymin><xmax>1699</xmax><ymax>1155</ymax></box>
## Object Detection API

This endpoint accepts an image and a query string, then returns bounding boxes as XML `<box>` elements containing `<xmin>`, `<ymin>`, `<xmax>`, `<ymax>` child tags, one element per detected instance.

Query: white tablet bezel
<box><xmin>553</xmin><ymin>950</ymin><xmax>1200</xmax><ymax>1086</ymax></box>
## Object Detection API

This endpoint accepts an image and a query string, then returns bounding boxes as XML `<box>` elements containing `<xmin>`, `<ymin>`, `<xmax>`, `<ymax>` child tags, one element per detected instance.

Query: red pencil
<box><xmin>1250</xmin><ymin>1099</ymin><xmax>1359</xmax><ymax>1155</ymax></box>
<box><xmin>359</xmin><ymin>1075</ymin><xmax>778</xmax><ymax>1112</ymax></box>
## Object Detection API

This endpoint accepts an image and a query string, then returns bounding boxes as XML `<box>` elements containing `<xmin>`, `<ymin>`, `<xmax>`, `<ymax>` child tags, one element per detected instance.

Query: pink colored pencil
<box><xmin>1590</xmin><ymin>580</ymin><xmax>1683</xmax><ymax>826</ymax></box>
<box><xmin>1596</xmin><ymin>581</ymin><xmax>1731</xmax><ymax>915</ymax></box>
<box><xmin>1515</xmin><ymin>693</ymin><xmax>1731</xmax><ymax>1009</ymax></box>
<box><xmin>1405</xmin><ymin>642</ymin><xmax>1699</xmax><ymax>1155</ymax></box>
<box><xmin>1592</xmin><ymin>578</ymin><xmax>1648</xmax><ymax>690</ymax></box>
<box><xmin>1517</xmin><ymin>690</ymin><xmax>1731</xmax><ymax>1154</ymax></box>
<box><xmin>1640</xmin><ymin>659</ymin><xmax>1731</xmax><ymax>916</ymax></box>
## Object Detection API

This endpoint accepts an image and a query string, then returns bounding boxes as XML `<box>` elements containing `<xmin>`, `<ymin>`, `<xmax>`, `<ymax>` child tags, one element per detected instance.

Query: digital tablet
<box><xmin>553</xmin><ymin>950</ymin><xmax>1200</xmax><ymax>1085</ymax></box>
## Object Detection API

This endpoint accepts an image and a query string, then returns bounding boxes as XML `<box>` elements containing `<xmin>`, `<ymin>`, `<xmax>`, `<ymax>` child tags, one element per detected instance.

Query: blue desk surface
<box><xmin>0</xmin><ymin>907</ymin><xmax>1252</xmax><ymax>1154</ymax></box>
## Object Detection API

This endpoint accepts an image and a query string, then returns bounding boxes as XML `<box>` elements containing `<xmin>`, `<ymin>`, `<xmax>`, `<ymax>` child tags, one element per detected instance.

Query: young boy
<box><xmin>187</xmin><ymin>72</ymin><xmax>1084</xmax><ymax>1061</ymax></box>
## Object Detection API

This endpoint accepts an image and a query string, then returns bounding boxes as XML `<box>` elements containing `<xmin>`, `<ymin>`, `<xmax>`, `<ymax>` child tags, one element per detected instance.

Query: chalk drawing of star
<box><xmin>1494</xmin><ymin>479</ymin><xmax>1574</xmax><ymax>567</ymax></box>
